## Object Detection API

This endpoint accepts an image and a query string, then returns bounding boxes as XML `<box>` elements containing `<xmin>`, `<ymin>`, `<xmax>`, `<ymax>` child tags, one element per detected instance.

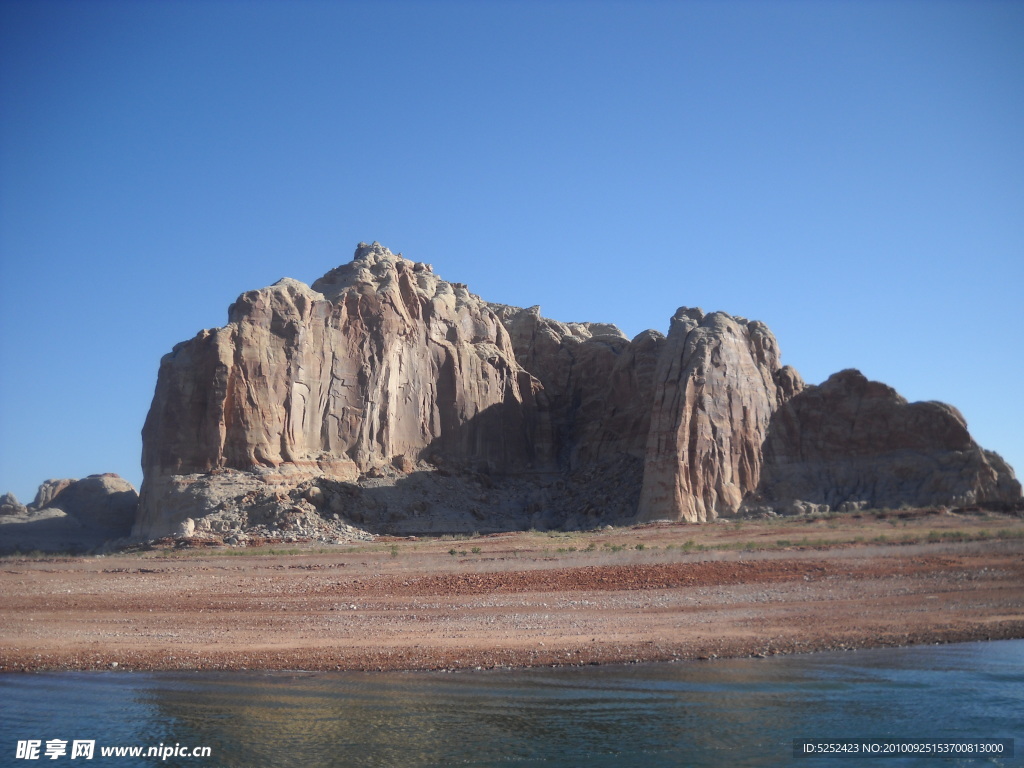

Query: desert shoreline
<box><xmin>2</xmin><ymin>514</ymin><xmax>1023</xmax><ymax>674</ymax></box>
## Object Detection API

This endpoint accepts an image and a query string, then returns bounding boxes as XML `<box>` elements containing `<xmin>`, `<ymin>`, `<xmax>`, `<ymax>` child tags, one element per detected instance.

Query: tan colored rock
<box><xmin>484</xmin><ymin>305</ymin><xmax>667</xmax><ymax>527</ymax></box>
<box><xmin>137</xmin><ymin>243</ymin><xmax>544</xmax><ymax>538</ymax></box>
<box><xmin>490</xmin><ymin>304</ymin><xmax>661</xmax><ymax>469</ymax></box>
<box><xmin>30</xmin><ymin>479</ymin><xmax>75</xmax><ymax>510</ymax></box>
<box><xmin>44</xmin><ymin>474</ymin><xmax>139</xmax><ymax>533</ymax></box>
<box><xmin>750</xmin><ymin>369</ymin><xmax>1021</xmax><ymax>511</ymax></box>
<box><xmin>1</xmin><ymin>475</ymin><xmax>138</xmax><ymax>553</ymax></box>
<box><xmin>637</xmin><ymin>308</ymin><xmax>805</xmax><ymax>522</ymax></box>
<box><xmin>136</xmin><ymin>243</ymin><xmax>1020</xmax><ymax>538</ymax></box>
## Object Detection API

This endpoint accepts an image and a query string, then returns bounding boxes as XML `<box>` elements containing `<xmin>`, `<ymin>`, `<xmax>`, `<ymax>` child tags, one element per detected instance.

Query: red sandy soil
<box><xmin>1</xmin><ymin>512</ymin><xmax>1022</xmax><ymax>672</ymax></box>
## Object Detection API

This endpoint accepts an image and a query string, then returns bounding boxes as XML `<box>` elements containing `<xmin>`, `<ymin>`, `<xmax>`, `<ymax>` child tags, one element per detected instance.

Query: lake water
<box><xmin>1</xmin><ymin>640</ymin><xmax>1021</xmax><ymax>767</ymax></box>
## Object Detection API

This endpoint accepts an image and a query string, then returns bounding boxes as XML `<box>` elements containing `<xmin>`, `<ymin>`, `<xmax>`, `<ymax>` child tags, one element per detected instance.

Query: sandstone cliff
<box><xmin>137</xmin><ymin>243</ymin><xmax>545</xmax><ymax>538</ymax></box>
<box><xmin>134</xmin><ymin>244</ymin><xmax>1021</xmax><ymax>539</ymax></box>
<box><xmin>636</xmin><ymin>308</ymin><xmax>805</xmax><ymax>523</ymax></box>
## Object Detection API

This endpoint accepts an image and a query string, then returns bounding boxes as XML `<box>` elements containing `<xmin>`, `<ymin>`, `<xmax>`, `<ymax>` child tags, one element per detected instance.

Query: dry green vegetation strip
<box><xmin>381</xmin><ymin>510</ymin><xmax>1019</xmax><ymax>559</ymax></box>
<box><xmin>4</xmin><ymin>508</ymin><xmax>1021</xmax><ymax>562</ymax></box>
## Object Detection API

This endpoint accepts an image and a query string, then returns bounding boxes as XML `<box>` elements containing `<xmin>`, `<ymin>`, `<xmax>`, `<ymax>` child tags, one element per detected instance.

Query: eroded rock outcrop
<box><xmin>637</xmin><ymin>308</ymin><xmax>805</xmax><ymax>522</ymax></box>
<box><xmin>134</xmin><ymin>243</ymin><xmax>1021</xmax><ymax>539</ymax></box>
<box><xmin>31</xmin><ymin>479</ymin><xmax>75</xmax><ymax>510</ymax></box>
<box><xmin>0</xmin><ymin>493</ymin><xmax>26</xmax><ymax>517</ymax></box>
<box><xmin>43</xmin><ymin>474</ymin><xmax>139</xmax><ymax>533</ymax></box>
<box><xmin>137</xmin><ymin>243</ymin><xmax>545</xmax><ymax>538</ymax></box>
<box><xmin>749</xmin><ymin>369</ymin><xmax>1022</xmax><ymax>511</ymax></box>
<box><xmin>489</xmin><ymin>304</ymin><xmax>663</xmax><ymax>468</ymax></box>
<box><xmin>0</xmin><ymin>474</ymin><xmax>139</xmax><ymax>553</ymax></box>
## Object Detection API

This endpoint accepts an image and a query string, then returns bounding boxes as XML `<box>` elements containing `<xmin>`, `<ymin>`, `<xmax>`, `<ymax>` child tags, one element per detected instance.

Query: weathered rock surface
<box><xmin>0</xmin><ymin>507</ymin><xmax>89</xmax><ymax>554</ymax></box>
<box><xmin>0</xmin><ymin>493</ymin><xmax>26</xmax><ymax>517</ymax></box>
<box><xmin>42</xmin><ymin>474</ymin><xmax>139</xmax><ymax>533</ymax></box>
<box><xmin>748</xmin><ymin>369</ymin><xmax>1022</xmax><ymax>512</ymax></box>
<box><xmin>31</xmin><ymin>479</ymin><xmax>74</xmax><ymax>510</ymax></box>
<box><xmin>0</xmin><ymin>474</ymin><xmax>139</xmax><ymax>552</ymax></box>
<box><xmin>636</xmin><ymin>308</ymin><xmax>805</xmax><ymax>522</ymax></box>
<box><xmin>137</xmin><ymin>243</ymin><xmax>544</xmax><ymax>538</ymax></box>
<box><xmin>489</xmin><ymin>304</ymin><xmax>662</xmax><ymax>469</ymax></box>
<box><xmin>134</xmin><ymin>243</ymin><xmax>1021</xmax><ymax>539</ymax></box>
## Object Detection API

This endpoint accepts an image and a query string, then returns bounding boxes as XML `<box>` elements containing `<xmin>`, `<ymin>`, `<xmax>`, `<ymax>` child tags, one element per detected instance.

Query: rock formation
<box><xmin>31</xmin><ymin>479</ymin><xmax>75</xmax><ymax>510</ymax></box>
<box><xmin>134</xmin><ymin>243</ymin><xmax>1021</xmax><ymax>540</ymax></box>
<box><xmin>137</xmin><ymin>243</ymin><xmax>546</xmax><ymax>539</ymax></box>
<box><xmin>0</xmin><ymin>474</ymin><xmax>139</xmax><ymax>553</ymax></box>
<box><xmin>0</xmin><ymin>493</ymin><xmax>26</xmax><ymax>517</ymax></box>
<box><xmin>40</xmin><ymin>474</ymin><xmax>139</xmax><ymax>533</ymax></box>
<box><xmin>635</xmin><ymin>308</ymin><xmax>805</xmax><ymax>523</ymax></box>
<box><xmin>748</xmin><ymin>369</ymin><xmax>1021</xmax><ymax>511</ymax></box>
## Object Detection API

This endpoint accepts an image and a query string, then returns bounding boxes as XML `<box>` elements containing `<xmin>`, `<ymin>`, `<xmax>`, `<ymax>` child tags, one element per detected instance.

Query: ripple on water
<box><xmin>1</xmin><ymin>640</ymin><xmax>1021</xmax><ymax>767</ymax></box>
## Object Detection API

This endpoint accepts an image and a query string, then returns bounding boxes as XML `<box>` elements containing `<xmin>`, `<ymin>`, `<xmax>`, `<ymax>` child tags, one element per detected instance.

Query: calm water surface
<box><xmin>1</xmin><ymin>640</ymin><xmax>1021</xmax><ymax>767</ymax></box>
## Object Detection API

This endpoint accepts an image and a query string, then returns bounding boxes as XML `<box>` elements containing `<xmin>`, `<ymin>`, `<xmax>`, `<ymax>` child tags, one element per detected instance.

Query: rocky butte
<box><xmin>134</xmin><ymin>243</ymin><xmax>1021</xmax><ymax>541</ymax></box>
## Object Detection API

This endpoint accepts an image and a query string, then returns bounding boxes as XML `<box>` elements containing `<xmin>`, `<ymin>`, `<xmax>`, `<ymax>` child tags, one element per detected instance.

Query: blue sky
<box><xmin>1</xmin><ymin>0</ymin><xmax>1022</xmax><ymax>503</ymax></box>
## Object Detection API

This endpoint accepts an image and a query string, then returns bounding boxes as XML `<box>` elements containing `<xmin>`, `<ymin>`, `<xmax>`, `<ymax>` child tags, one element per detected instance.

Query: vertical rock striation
<box><xmin>488</xmin><ymin>304</ymin><xmax>663</xmax><ymax>470</ymax></box>
<box><xmin>137</xmin><ymin>244</ymin><xmax>543</xmax><ymax>537</ymax></box>
<box><xmin>636</xmin><ymin>308</ymin><xmax>804</xmax><ymax>522</ymax></box>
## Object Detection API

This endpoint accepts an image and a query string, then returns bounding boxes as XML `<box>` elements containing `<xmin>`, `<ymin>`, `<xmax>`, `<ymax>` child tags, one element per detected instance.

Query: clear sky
<box><xmin>1</xmin><ymin>0</ymin><xmax>1022</xmax><ymax>504</ymax></box>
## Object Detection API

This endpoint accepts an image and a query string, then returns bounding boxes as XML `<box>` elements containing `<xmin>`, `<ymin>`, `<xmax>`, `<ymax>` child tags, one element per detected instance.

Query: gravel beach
<box><xmin>2</xmin><ymin>514</ymin><xmax>1022</xmax><ymax>673</ymax></box>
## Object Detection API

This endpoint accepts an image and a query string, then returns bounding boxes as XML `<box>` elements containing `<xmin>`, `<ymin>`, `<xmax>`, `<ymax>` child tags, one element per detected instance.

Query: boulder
<box><xmin>44</xmin><ymin>474</ymin><xmax>139</xmax><ymax>534</ymax></box>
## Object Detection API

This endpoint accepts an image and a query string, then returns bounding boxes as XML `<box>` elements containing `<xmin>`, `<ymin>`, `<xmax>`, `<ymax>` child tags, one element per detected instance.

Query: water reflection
<box><xmin>2</xmin><ymin>641</ymin><xmax>1021</xmax><ymax>767</ymax></box>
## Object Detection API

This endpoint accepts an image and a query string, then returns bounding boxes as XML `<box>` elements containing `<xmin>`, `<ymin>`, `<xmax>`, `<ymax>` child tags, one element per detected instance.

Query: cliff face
<box><xmin>135</xmin><ymin>244</ymin><xmax>1021</xmax><ymax>539</ymax></box>
<box><xmin>137</xmin><ymin>243</ymin><xmax>544</xmax><ymax>537</ymax></box>
<box><xmin>637</xmin><ymin>308</ymin><xmax>805</xmax><ymax>523</ymax></box>
<box><xmin>488</xmin><ymin>304</ymin><xmax>663</xmax><ymax>470</ymax></box>
<box><xmin>143</xmin><ymin>245</ymin><xmax>540</xmax><ymax>477</ymax></box>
